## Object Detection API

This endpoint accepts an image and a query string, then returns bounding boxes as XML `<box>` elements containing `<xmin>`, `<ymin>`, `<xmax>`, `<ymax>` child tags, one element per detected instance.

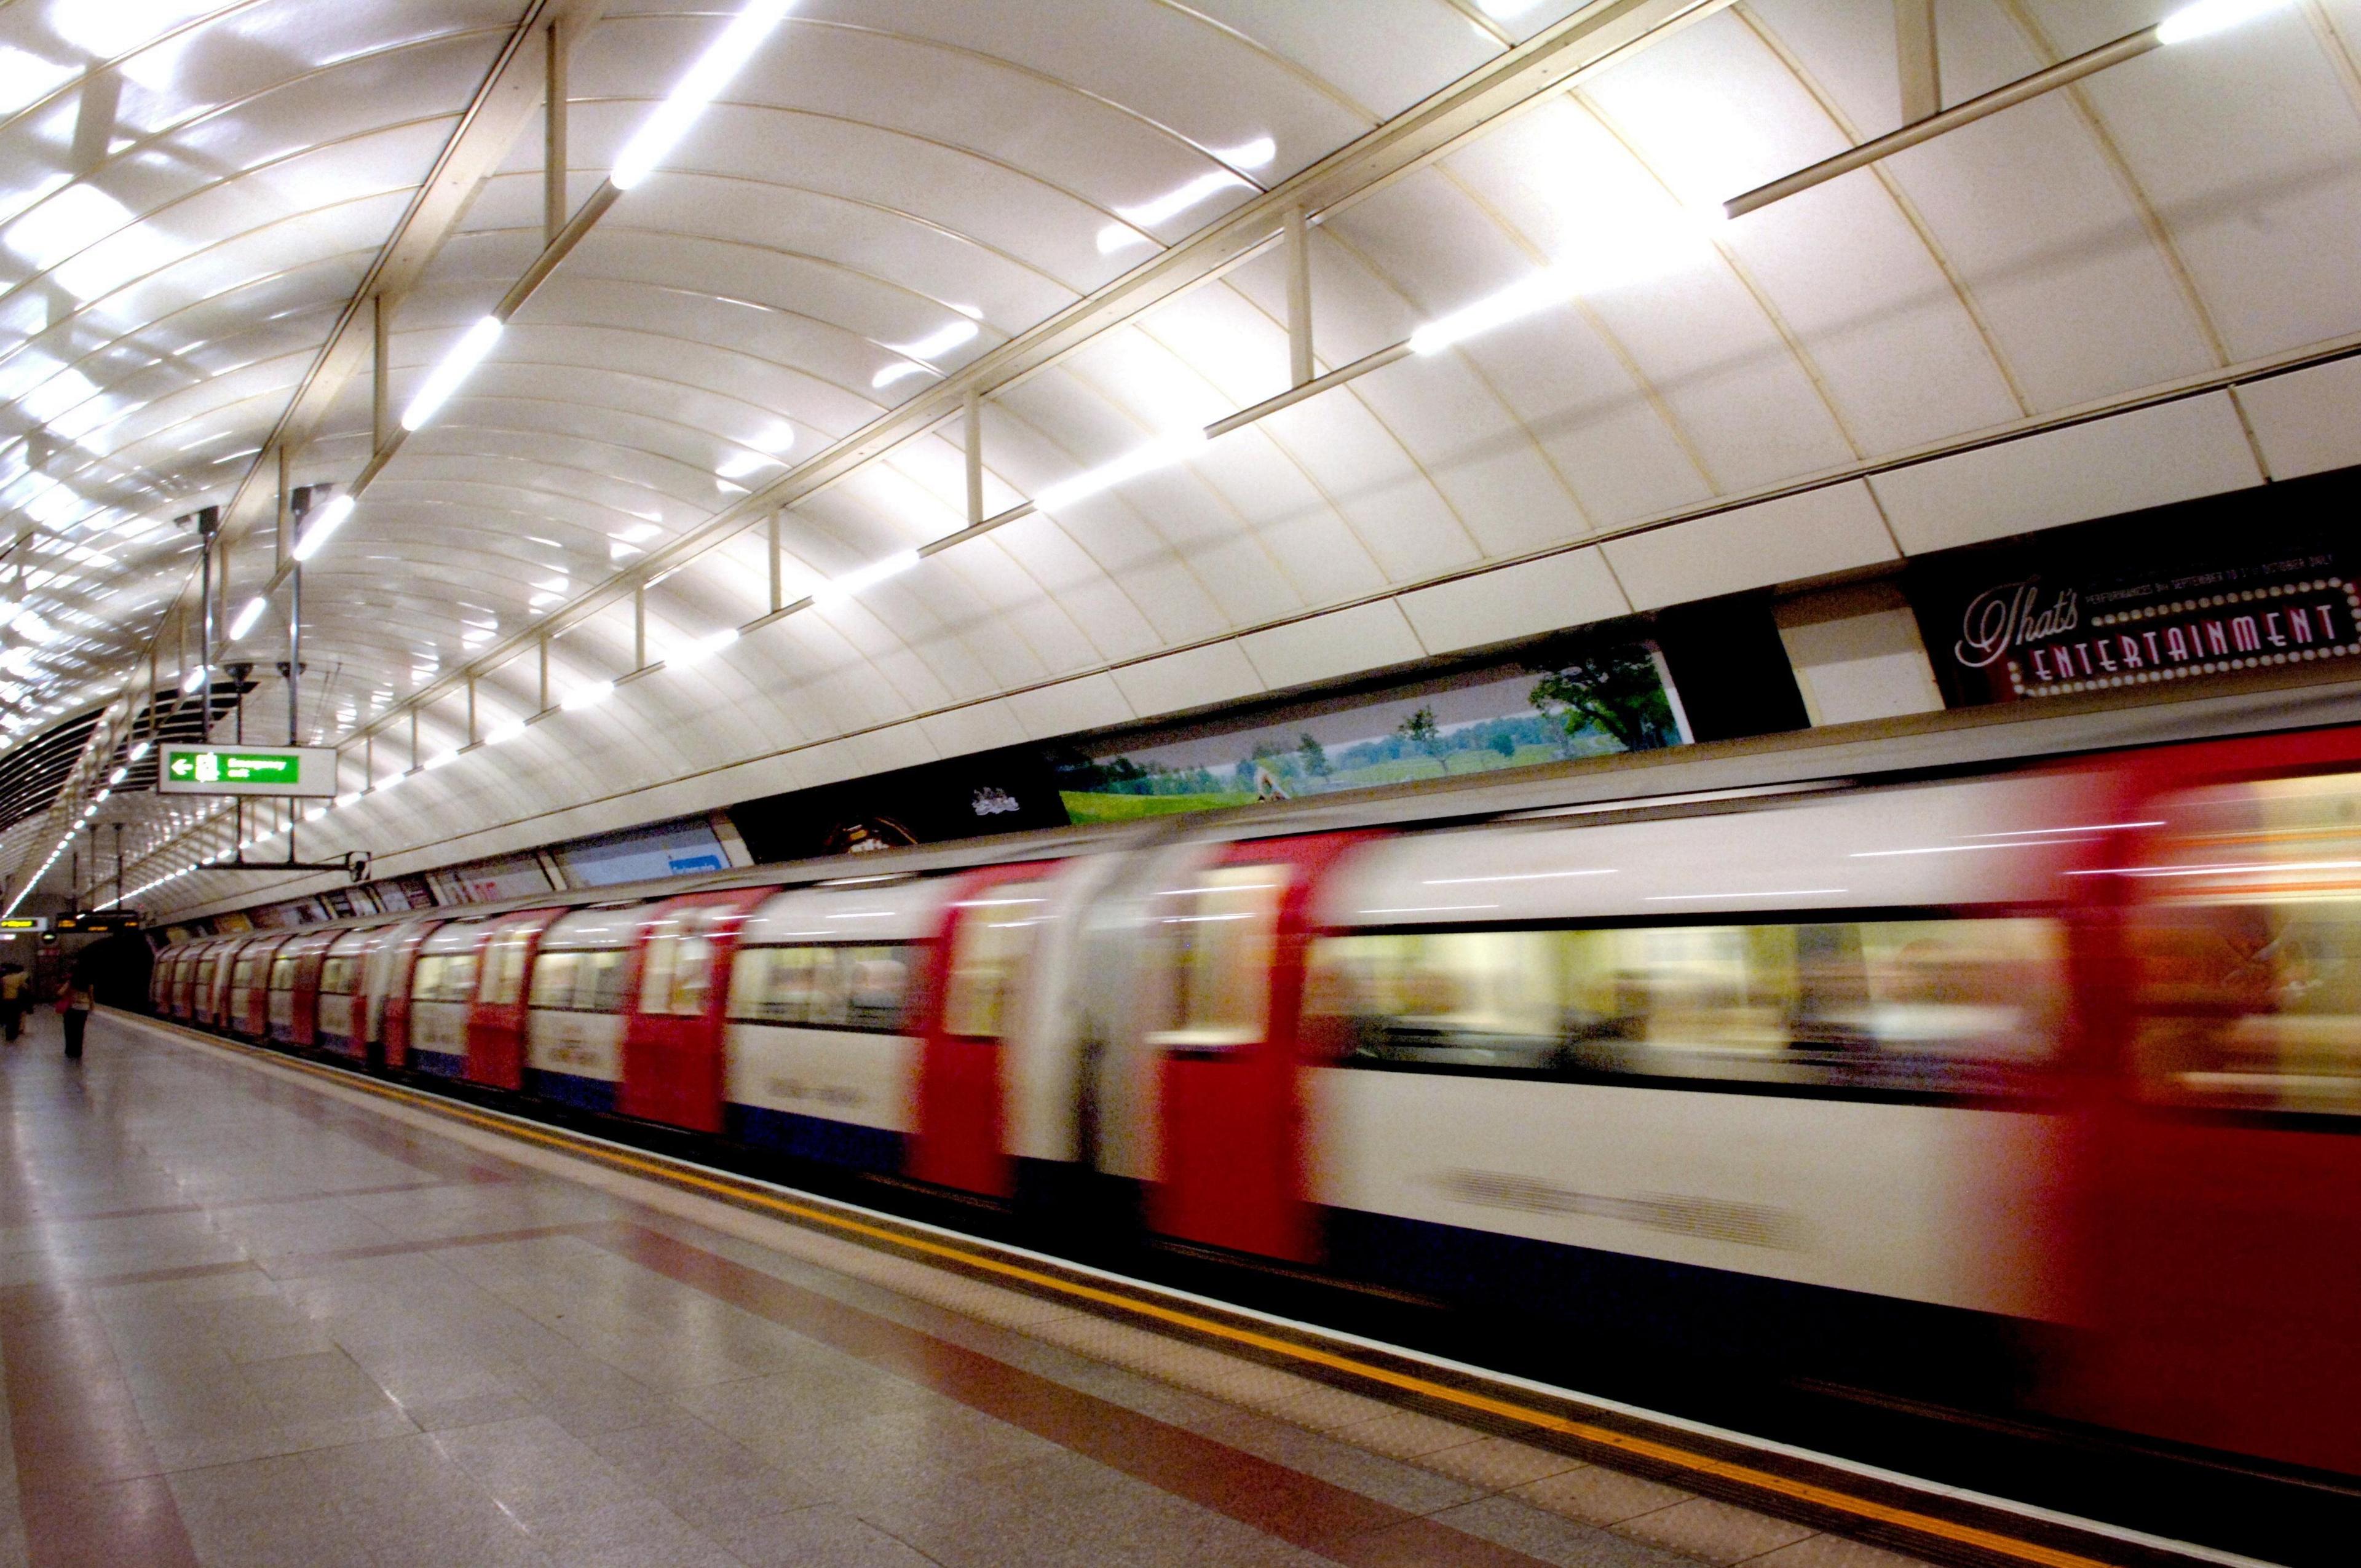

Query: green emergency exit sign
<box><xmin>157</xmin><ymin>743</ymin><xmax>338</xmax><ymax>798</ymax></box>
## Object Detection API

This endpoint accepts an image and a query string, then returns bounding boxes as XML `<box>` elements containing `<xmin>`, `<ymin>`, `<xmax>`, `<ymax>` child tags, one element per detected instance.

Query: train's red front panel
<box><xmin>378</xmin><ymin>922</ymin><xmax>441</xmax><ymax>1070</ymax></box>
<box><xmin>1152</xmin><ymin>832</ymin><xmax>1370</xmax><ymax>1264</ymax></box>
<box><xmin>911</xmin><ymin>861</ymin><xmax>1058</xmax><ymax>1198</ymax></box>
<box><xmin>466</xmin><ymin>911</ymin><xmax>560</xmax><ymax>1091</ymax></box>
<box><xmin>617</xmin><ymin>891</ymin><xmax>766</xmax><ymax>1134</ymax></box>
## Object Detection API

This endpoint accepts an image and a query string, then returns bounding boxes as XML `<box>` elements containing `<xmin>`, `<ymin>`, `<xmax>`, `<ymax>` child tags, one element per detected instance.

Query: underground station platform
<box><xmin>0</xmin><ymin>1008</ymin><xmax>2269</xmax><ymax>1568</ymax></box>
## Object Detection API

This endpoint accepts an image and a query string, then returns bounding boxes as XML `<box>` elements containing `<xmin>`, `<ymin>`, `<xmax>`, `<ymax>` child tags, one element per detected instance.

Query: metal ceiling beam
<box><xmin>7</xmin><ymin>0</ymin><xmax>610</xmax><ymax>904</ymax></box>
<box><xmin>365</xmin><ymin>0</ymin><xmax>1738</xmax><ymax>748</ymax></box>
<box><xmin>144</xmin><ymin>0</ymin><xmax>612</xmax><ymax>665</ymax></box>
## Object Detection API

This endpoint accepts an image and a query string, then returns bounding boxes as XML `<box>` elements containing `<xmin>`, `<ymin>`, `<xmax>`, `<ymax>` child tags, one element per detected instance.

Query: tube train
<box><xmin>148</xmin><ymin>711</ymin><xmax>2361</xmax><ymax>1487</ymax></box>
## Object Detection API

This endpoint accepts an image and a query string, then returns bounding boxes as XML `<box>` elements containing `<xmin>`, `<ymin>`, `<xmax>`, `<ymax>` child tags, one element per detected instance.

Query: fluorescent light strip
<box><xmin>1034</xmin><ymin>429</ymin><xmax>1207</xmax><ymax>513</ymax></box>
<box><xmin>611</xmin><ymin>0</ymin><xmax>799</xmax><ymax>190</ymax></box>
<box><xmin>400</xmin><ymin>315</ymin><xmax>505</xmax><ymax>431</ymax></box>
<box><xmin>227</xmin><ymin>595</ymin><xmax>267</xmax><ymax>639</ymax></box>
<box><xmin>2157</xmin><ymin>0</ymin><xmax>2292</xmax><ymax>46</ymax></box>
<box><xmin>811</xmin><ymin>549</ymin><xmax>919</xmax><ymax>608</ymax></box>
<box><xmin>291</xmin><ymin>494</ymin><xmax>354</xmax><ymax>561</ymax></box>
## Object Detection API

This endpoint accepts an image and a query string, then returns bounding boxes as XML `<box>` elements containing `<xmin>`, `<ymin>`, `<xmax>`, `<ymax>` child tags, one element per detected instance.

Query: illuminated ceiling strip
<box><xmin>1723</xmin><ymin>0</ymin><xmax>2295</xmax><ymax>219</ymax></box>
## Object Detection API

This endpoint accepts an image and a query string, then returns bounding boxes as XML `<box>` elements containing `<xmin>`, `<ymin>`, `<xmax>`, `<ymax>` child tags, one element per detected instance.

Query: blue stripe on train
<box><xmin>726</xmin><ymin>1103</ymin><xmax>902</xmax><ymax>1174</ymax></box>
<box><xmin>1321</xmin><ymin>1205</ymin><xmax>2039</xmax><ymax>1404</ymax></box>
<box><xmin>408</xmin><ymin>1047</ymin><xmax>465</xmax><ymax>1079</ymax></box>
<box><xmin>528</xmin><ymin>1069</ymin><xmax>616</xmax><ymax>1115</ymax></box>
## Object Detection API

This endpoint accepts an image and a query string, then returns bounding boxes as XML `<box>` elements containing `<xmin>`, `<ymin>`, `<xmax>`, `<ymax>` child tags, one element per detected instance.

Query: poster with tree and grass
<box><xmin>1053</xmin><ymin>643</ymin><xmax>1688</xmax><ymax>824</ymax></box>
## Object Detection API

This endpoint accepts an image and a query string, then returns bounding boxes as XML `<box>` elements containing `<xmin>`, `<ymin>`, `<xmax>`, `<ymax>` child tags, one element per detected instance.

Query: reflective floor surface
<box><xmin>0</xmin><ymin>1012</ymin><xmax>1935</xmax><ymax>1568</ymax></box>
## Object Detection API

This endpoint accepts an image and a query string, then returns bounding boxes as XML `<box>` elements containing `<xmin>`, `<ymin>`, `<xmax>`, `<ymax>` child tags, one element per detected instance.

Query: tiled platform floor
<box><xmin>0</xmin><ymin>1012</ymin><xmax>1935</xmax><ymax>1568</ymax></box>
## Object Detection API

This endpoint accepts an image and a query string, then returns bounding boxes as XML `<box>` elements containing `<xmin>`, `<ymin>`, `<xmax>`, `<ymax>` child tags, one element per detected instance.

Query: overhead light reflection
<box><xmin>400</xmin><ymin>315</ymin><xmax>504</xmax><ymax>431</ymax></box>
<box><xmin>1033</xmin><ymin>428</ymin><xmax>1207</xmax><ymax>513</ymax></box>
<box><xmin>2157</xmin><ymin>0</ymin><xmax>2293</xmax><ymax>46</ymax></box>
<box><xmin>610</xmin><ymin>0</ymin><xmax>799</xmax><ymax>189</ymax></box>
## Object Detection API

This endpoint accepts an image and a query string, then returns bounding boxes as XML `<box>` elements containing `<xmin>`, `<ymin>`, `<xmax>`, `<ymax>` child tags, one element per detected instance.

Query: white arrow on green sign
<box><xmin>157</xmin><ymin>743</ymin><xmax>338</xmax><ymax>798</ymax></box>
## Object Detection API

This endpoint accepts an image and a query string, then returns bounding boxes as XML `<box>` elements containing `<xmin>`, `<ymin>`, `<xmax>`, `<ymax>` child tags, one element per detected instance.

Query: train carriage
<box><xmin>143</xmin><ymin>711</ymin><xmax>2361</xmax><ymax>1487</ymax></box>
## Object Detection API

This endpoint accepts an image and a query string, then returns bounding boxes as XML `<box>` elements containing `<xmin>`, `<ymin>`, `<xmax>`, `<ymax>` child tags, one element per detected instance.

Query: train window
<box><xmin>727</xmin><ymin>944</ymin><xmax>912</xmax><ymax>1033</ymax></box>
<box><xmin>529</xmin><ymin>949</ymin><xmax>630</xmax><ymax>1012</ymax></box>
<box><xmin>479</xmin><ymin>928</ymin><xmax>533</xmax><ymax>1006</ymax></box>
<box><xmin>639</xmin><ymin>907</ymin><xmax>734</xmax><ymax>1017</ymax></box>
<box><xmin>530</xmin><ymin>951</ymin><xmax>580</xmax><ymax>1008</ymax></box>
<box><xmin>411</xmin><ymin>952</ymin><xmax>479</xmax><ymax>1005</ymax></box>
<box><xmin>943</xmin><ymin>884</ymin><xmax>1049</xmax><ymax>1039</ymax></box>
<box><xmin>320</xmin><ymin>956</ymin><xmax>360</xmax><ymax>995</ymax></box>
<box><xmin>1148</xmin><ymin>866</ymin><xmax>1287</xmax><ymax>1047</ymax></box>
<box><xmin>1308</xmin><ymin>916</ymin><xmax>2064</xmax><ymax>1093</ymax></box>
<box><xmin>2130</xmin><ymin>774</ymin><xmax>2361</xmax><ymax>1116</ymax></box>
<box><xmin>232</xmin><ymin>952</ymin><xmax>263</xmax><ymax>989</ymax></box>
<box><xmin>269</xmin><ymin>954</ymin><xmax>299</xmax><ymax>991</ymax></box>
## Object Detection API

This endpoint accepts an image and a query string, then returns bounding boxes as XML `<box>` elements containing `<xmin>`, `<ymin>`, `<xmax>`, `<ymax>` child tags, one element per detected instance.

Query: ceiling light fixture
<box><xmin>562</xmin><ymin>680</ymin><xmax>613</xmax><ymax>711</ymax></box>
<box><xmin>2157</xmin><ymin>0</ymin><xmax>2292</xmax><ymax>44</ymax></box>
<box><xmin>810</xmin><ymin>550</ymin><xmax>919</xmax><ymax>609</ymax></box>
<box><xmin>610</xmin><ymin>0</ymin><xmax>799</xmax><ymax>190</ymax></box>
<box><xmin>227</xmin><ymin>595</ymin><xmax>267</xmax><ymax>639</ymax></box>
<box><xmin>1033</xmin><ymin>428</ymin><xmax>1208</xmax><ymax>512</ymax></box>
<box><xmin>670</xmin><ymin>627</ymin><xmax>738</xmax><ymax>668</ymax></box>
<box><xmin>400</xmin><ymin>315</ymin><xmax>504</xmax><ymax>430</ymax></box>
<box><xmin>291</xmin><ymin>494</ymin><xmax>355</xmax><ymax>561</ymax></box>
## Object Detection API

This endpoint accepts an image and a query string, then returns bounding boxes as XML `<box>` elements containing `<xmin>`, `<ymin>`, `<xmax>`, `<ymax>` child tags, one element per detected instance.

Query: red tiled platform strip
<box><xmin>594</xmin><ymin>1222</ymin><xmax>1565</xmax><ymax>1568</ymax></box>
<box><xmin>4</xmin><ymin>1194</ymin><xmax>1563</xmax><ymax>1568</ymax></box>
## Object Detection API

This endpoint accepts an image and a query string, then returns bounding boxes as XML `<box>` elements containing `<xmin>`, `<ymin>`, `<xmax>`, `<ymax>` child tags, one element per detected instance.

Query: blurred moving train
<box><xmin>148</xmin><ymin>713</ymin><xmax>2361</xmax><ymax>1487</ymax></box>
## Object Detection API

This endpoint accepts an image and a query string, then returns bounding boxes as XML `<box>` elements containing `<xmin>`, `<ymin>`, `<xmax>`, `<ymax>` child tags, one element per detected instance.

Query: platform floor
<box><xmin>0</xmin><ymin>1011</ymin><xmax>1934</xmax><ymax>1568</ymax></box>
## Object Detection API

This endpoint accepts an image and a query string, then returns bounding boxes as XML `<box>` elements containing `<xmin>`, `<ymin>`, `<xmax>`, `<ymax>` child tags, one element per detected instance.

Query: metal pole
<box><xmin>197</xmin><ymin>519</ymin><xmax>213</xmax><ymax>735</ymax></box>
<box><xmin>545</xmin><ymin>16</ymin><xmax>569</xmax><ymax>246</ymax></box>
<box><xmin>963</xmin><ymin>392</ymin><xmax>984</xmax><ymax>526</ymax></box>
<box><xmin>1725</xmin><ymin>24</ymin><xmax>2160</xmax><ymax>218</ymax></box>
<box><xmin>372</xmin><ymin>293</ymin><xmax>392</xmax><ymax>455</ymax></box>
<box><xmin>1284</xmin><ymin>205</ymin><xmax>1314</xmax><ymax>389</ymax></box>
<box><xmin>288</xmin><ymin>560</ymin><xmax>301</xmax><ymax>745</ymax></box>
<box><xmin>1895</xmin><ymin>0</ymin><xmax>1940</xmax><ymax>125</ymax></box>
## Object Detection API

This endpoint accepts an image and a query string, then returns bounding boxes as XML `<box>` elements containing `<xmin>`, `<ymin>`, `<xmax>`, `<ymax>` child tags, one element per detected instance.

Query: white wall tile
<box><xmin>1871</xmin><ymin>394</ymin><xmax>2262</xmax><ymax>555</ymax></box>
<box><xmin>2235</xmin><ymin>358</ymin><xmax>2361</xmax><ymax>480</ymax></box>
<box><xmin>1398</xmin><ymin>550</ymin><xmax>1632</xmax><ymax>654</ymax></box>
<box><xmin>1603</xmin><ymin>480</ymin><xmax>1896</xmax><ymax>611</ymax></box>
<box><xmin>1239</xmin><ymin>600</ymin><xmax>1425</xmax><ymax>689</ymax></box>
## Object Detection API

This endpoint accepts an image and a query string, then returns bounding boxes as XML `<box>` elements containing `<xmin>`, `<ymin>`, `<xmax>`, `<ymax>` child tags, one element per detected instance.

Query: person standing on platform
<box><xmin>58</xmin><ymin>965</ymin><xmax>92</xmax><ymax>1060</ymax></box>
<box><xmin>0</xmin><ymin>964</ymin><xmax>25</xmax><ymax>1042</ymax></box>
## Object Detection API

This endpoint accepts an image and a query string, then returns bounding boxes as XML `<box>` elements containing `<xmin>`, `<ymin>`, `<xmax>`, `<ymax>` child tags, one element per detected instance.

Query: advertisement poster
<box><xmin>1916</xmin><ymin>542</ymin><xmax>2358</xmax><ymax>706</ymax></box>
<box><xmin>1053</xmin><ymin>643</ymin><xmax>1688</xmax><ymax>824</ymax></box>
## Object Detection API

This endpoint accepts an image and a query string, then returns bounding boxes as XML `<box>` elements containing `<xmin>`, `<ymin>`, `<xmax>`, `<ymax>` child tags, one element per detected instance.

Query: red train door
<box><xmin>619</xmin><ymin>890</ymin><xmax>768</xmax><ymax>1133</ymax></box>
<box><xmin>289</xmin><ymin>938</ymin><xmax>325</xmax><ymax>1048</ymax></box>
<box><xmin>911</xmin><ymin>861</ymin><xmax>1061</xmax><ymax>1198</ymax></box>
<box><xmin>1144</xmin><ymin>834</ymin><xmax>1369</xmax><ymax>1263</ymax></box>
<box><xmin>2070</xmin><ymin>729</ymin><xmax>2361</xmax><ymax>1477</ymax></box>
<box><xmin>467</xmin><ymin>911</ymin><xmax>560</xmax><ymax>1091</ymax></box>
<box><xmin>236</xmin><ymin>936</ymin><xmax>289</xmax><ymax>1038</ymax></box>
<box><xmin>378</xmin><ymin>921</ymin><xmax>441</xmax><ymax>1071</ymax></box>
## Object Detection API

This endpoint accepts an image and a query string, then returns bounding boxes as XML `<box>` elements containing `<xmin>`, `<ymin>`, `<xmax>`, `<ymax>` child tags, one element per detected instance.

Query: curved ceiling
<box><xmin>4</xmin><ymin>0</ymin><xmax>2359</xmax><ymax>916</ymax></box>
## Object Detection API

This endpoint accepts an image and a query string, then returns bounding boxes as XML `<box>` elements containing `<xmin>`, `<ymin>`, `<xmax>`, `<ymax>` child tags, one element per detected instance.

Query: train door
<box><xmin>912</xmin><ymin>861</ymin><xmax>1064</xmax><ymax>1198</ymax></box>
<box><xmin>315</xmin><ymin>929</ymin><xmax>378</xmax><ymax>1060</ymax></box>
<box><xmin>525</xmin><ymin>908</ymin><xmax>641</xmax><ymax>1112</ymax></box>
<box><xmin>197</xmin><ymin>942</ymin><xmax>234</xmax><ymax>1026</ymax></box>
<box><xmin>181</xmin><ymin>943</ymin><xmax>213</xmax><ymax>1021</ymax></box>
<box><xmin>467</xmin><ymin>910</ymin><xmax>561</xmax><ymax>1090</ymax></box>
<box><xmin>376</xmin><ymin>920</ymin><xmax>444</xmax><ymax>1070</ymax></box>
<box><xmin>619</xmin><ymin>890</ymin><xmax>770</xmax><ymax>1133</ymax></box>
<box><xmin>1140</xmin><ymin>833</ymin><xmax>1369</xmax><ymax>1262</ymax></box>
<box><xmin>229</xmin><ymin>936</ymin><xmax>288</xmax><ymax>1039</ymax></box>
<box><xmin>2075</xmin><ymin>731</ymin><xmax>2361</xmax><ymax>1477</ymax></box>
<box><xmin>267</xmin><ymin>933</ymin><xmax>331</xmax><ymax>1047</ymax></box>
<box><xmin>406</xmin><ymin>922</ymin><xmax>490</xmax><ymax>1079</ymax></box>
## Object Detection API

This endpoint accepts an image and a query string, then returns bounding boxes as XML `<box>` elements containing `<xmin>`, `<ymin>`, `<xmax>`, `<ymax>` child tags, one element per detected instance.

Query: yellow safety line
<box><xmin>160</xmin><ymin>1022</ymin><xmax>2116</xmax><ymax>1568</ymax></box>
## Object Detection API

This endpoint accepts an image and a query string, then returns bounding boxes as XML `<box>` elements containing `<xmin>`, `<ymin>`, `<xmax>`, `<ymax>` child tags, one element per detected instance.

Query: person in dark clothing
<box><xmin>0</xmin><ymin>963</ymin><xmax>25</xmax><ymax>1042</ymax></box>
<box><xmin>60</xmin><ymin>967</ymin><xmax>92</xmax><ymax>1060</ymax></box>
